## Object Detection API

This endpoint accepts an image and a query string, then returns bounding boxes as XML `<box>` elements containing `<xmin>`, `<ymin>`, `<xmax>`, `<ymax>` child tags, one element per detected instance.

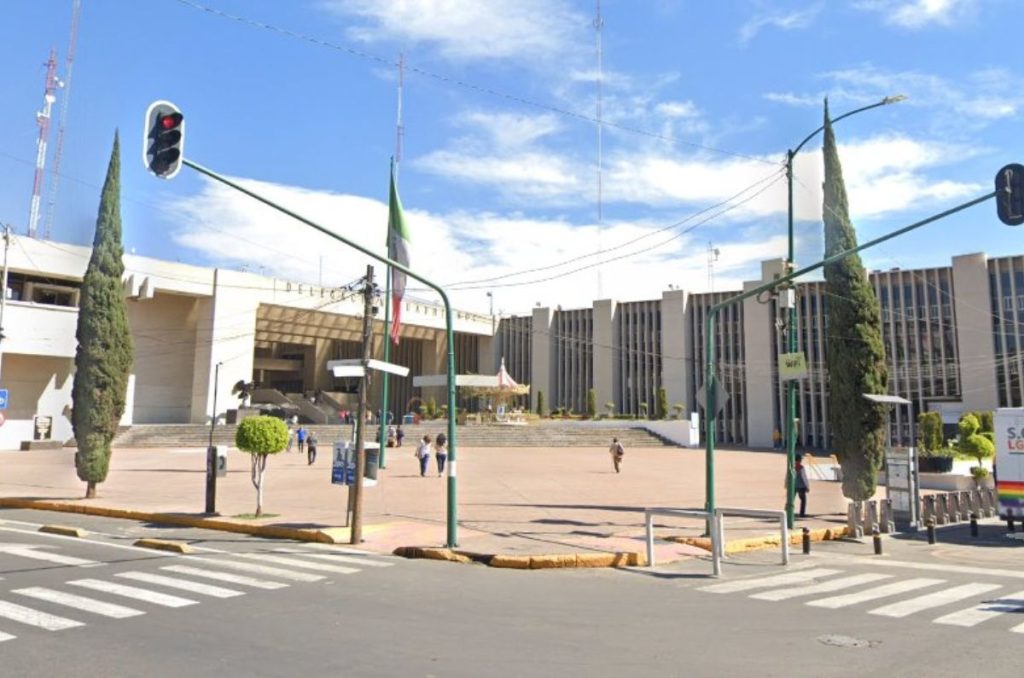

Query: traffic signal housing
<box><xmin>144</xmin><ymin>100</ymin><xmax>185</xmax><ymax>179</ymax></box>
<box><xmin>996</xmin><ymin>163</ymin><xmax>1024</xmax><ymax>226</ymax></box>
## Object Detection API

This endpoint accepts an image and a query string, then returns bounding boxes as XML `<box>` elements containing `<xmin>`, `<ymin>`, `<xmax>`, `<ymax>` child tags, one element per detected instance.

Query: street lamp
<box><xmin>486</xmin><ymin>291</ymin><xmax>494</xmax><ymax>332</ymax></box>
<box><xmin>782</xmin><ymin>94</ymin><xmax>906</xmax><ymax>528</ymax></box>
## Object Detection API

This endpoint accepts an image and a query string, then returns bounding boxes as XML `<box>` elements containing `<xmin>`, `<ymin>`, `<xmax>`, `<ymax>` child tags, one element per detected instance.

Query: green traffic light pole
<box><xmin>704</xmin><ymin>189</ymin><xmax>997</xmax><ymax>524</ymax></box>
<box><xmin>180</xmin><ymin>158</ymin><xmax>461</xmax><ymax>548</ymax></box>
<box><xmin>782</xmin><ymin>94</ymin><xmax>906</xmax><ymax>528</ymax></box>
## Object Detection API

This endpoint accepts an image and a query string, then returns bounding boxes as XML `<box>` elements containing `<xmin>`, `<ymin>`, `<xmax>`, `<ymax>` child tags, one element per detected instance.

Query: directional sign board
<box><xmin>695</xmin><ymin>381</ymin><xmax>729</xmax><ymax>415</ymax></box>
<box><xmin>0</xmin><ymin>389</ymin><xmax>8</xmax><ymax>410</ymax></box>
<box><xmin>778</xmin><ymin>352</ymin><xmax>808</xmax><ymax>381</ymax></box>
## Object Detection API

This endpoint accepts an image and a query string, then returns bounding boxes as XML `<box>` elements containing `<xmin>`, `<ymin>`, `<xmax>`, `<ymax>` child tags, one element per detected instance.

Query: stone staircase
<box><xmin>112</xmin><ymin>422</ymin><xmax>673</xmax><ymax>449</ymax></box>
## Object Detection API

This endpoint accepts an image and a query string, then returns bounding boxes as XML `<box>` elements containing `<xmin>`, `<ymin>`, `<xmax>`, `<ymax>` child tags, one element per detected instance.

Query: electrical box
<box><xmin>777</xmin><ymin>289</ymin><xmax>795</xmax><ymax>309</ymax></box>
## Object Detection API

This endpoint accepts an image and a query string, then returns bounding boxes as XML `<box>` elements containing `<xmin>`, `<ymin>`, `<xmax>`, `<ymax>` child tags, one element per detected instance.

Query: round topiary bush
<box><xmin>234</xmin><ymin>416</ymin><xmax>288</xmax><ymax>517</ymax></box>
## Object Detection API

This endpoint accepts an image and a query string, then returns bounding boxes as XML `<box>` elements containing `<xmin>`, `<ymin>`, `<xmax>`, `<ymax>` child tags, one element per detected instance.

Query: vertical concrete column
<box><xmin>420</xmin><ymin>328</ymin><xmax>448</xmax><ymax>407</ymax></box>
<box><xmin>304</xmin><ymin>338</ymin><xmax>333</xmax><ymax>393</ymax></box>
<box><xmin>477</xmin><ymin>334</ymin><xmax>498</xmax><ymax>377</ymax></box>
<box><xmin>951</xmin><ymin>253</ymin><xmax>999</xmax><ymax>411</ymax></box>
<box><xmin>531</xmin><ymin>306</ymin><xmax>555</xmax><ymax>413</ymax></box>
<box><xmin>743</xmin><ymin>277</ymin><xmax>775</xmax><ymax>447</ymax></box>
<box><xmin>592</xmin><ymin>299</ymin><xmax>618</xmax><ymax>415</ymax></box>
<box><xmin>190</xmin><ymin>270</ymin><xmax>260</xmax><ymax>424</ymax></box>
<box><xmin>659</xmin><ymin>291</ymin><xmax>688</xmax><ymax>416</ymax></box>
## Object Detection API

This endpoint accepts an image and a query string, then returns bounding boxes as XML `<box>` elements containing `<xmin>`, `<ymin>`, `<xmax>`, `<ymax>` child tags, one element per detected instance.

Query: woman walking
<box><xmin>434</xmin><ymin>432</ymin><xmax>448</xmax><ymax>477</ymax></box>
<box><xmin>415</xmin><ymin>435</ymin><xmax>432</xmax><ymax>477</ymax></box>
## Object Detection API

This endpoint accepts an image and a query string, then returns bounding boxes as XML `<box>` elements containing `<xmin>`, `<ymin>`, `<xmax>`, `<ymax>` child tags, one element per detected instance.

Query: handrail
<box><xmin>713</xmin><ymin>507</ymin><xmax>789</xmax><ymax>565</ymax></box>
<box><xmin>644</xmin><ymin>507</ymin><xmax>720</xmax><ymax>577</ymax></box>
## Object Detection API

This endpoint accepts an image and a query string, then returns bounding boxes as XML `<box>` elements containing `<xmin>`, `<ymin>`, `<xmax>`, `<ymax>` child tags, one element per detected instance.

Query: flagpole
<box><xmin>379</xmin><ymin>222</ymin><xmax>393</xmax><ymax>469</ymax></box>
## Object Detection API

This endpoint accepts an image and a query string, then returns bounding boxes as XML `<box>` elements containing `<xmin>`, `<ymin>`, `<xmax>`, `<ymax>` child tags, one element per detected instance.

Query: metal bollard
<box><xmin>802</xmin><ymin>527</ymin><xmax>811</xmax><ymax>555</ymax></box>
<box><xmin>970</xmin><ymin>513</ymin><xmax>979</xmax><ymax>538</ymax></box>
<box><xmin>872</xmin><ymin>525</ymin><xmax>882</xmax><ymax>555</ymax></box>
<box><xmin>926</xmin><ymin>518</ymin><xmax>936</xmax><ymax>544</ymax></box>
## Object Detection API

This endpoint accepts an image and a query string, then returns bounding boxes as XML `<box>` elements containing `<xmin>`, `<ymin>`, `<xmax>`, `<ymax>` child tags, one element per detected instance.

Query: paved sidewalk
<box><xmin>0</xmin><ymin>443</ymin><xmax>869</xmax><ymax>565</ymax></box>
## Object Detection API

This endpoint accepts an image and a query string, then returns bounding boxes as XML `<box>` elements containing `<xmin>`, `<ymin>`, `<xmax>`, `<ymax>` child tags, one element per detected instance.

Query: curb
<box><xmin>0</xmin><ymin>497</ymin><xmax>347</xmax><ymax>545</ymax></box>
<box><xmin>670</xmin><ymin>525</ymin><xmax>850</xmax><ymax>554</ymax></box>
<box><xmin>392</xmin><ymin>546</ymin><xmax>644</xmax><ymax>569</ymax></box>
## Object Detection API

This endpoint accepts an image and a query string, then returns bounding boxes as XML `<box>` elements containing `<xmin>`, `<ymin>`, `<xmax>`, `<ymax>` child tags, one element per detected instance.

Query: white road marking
<box><xmin>0</xmin><ymin>600</ymin><xmax>83</xmax><ymax>630</ymax></box>
<box><xmin>69</xmin><ymin>579</ymin><xmax>198</xmax><ymax>608</ymax></box>
<box><xmin>116</xmin><ymin>572</ymin><xmax>244</xmax><ymax>598</ymax></box>
<box><xmin>752</xmin><ymin>573</ymin><xmax>893</xmax><ymax>602</ymax></box>
<box><xmin>234</xmin><ymin>553</ymin><xmax>359</xmax><ymax>575</ymax></box>
<box><xmin>273</xmin><ymin>550</ymin><xmax>394</xmax><ymax>568</ymax></box>
<box><xmin>934</xmin><ymin>590</ymin><xmax>1024</xmax><ymax>627</ymax></box>
<box><xmin>14</xmin><ymin>587</ymin><xmax>144</xmax><ymax>619</ymax></box>
<box><xmin>869</xmin><ymin>583</ymin><xmax>1003</xmax><ymax>618</ymax></box>
<box><xmin>185</xmin><ymin>557</ymin><xmax>324</xmax><ymax>582</ymax></box>
<box><xmin>0</xmin><ymin>631</ymin><xmax>14</xmax><ymax>642</ymax></box>
<box><xmin>699</xmin><ymin>569</ymin><xmax>843</xmax><ymax>594</ymax></box>
<box><xmin>823</xmin><ymin>554</ymin><xmax>1024</xmax><ymax>580</ymax></box>
<box><xmin>0</xmin><ymin>544</ymin><xmax>98</xmax><ymax>567</ymax></box>
<box><xmin>160</xmin><ymin>565</ymin><xmax>289</xmax><ymax>590</ymax></box>
<box><xmin>807</xmin><ymin>578</ymin><xmax>945</xmax><ymax>609</ymax></box>
<box><xmin>0</xmin><ymin>526</ymin><xmax>183</xmax><ymax>556</ymax></box>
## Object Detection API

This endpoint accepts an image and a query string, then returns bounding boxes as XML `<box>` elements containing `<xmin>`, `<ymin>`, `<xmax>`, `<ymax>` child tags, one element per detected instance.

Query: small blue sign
<box><xmin>0</xmin><ymin>389</ymin><xmax>8</xmax><ymax>410</ymax></box>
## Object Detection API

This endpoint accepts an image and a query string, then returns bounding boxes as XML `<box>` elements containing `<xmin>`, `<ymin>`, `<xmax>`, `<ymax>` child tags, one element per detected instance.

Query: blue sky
<box><xmin>1</xmin><ymin>0</ymin><xmax>1021</xmax><ymax>314</ymax></box>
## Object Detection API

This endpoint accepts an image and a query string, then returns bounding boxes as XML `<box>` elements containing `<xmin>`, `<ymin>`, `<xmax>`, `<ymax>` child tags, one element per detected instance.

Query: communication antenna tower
<box><xmin>27</xmin><ymin>49</ymin><xmax>60</xmax><ymax>239</ymax></box>
<box><xmin>43</xmin><ymin>0</ymin><xmax>83</xmax><ymax>241</ymax></box>
<box><xmin>395</xmin><ymin>53</ymin><xmax>405</xmax><ymax>176</ymax></box>
<box><xmin>594</xmin><ymin>0</ymin><xmax>605</xmax><ymax>298</ymax></box>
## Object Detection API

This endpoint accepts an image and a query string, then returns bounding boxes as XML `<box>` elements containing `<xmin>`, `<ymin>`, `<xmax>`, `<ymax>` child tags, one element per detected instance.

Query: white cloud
<box><xmin>655</xmin><ymin>101</ymin><xmax>700</xmax><ymax>119</ymax></box>
<box><xmin>738</xmin><ymin>3</ymin><xmax>824</xmax><ymax>44</ymax></box>
<box><xmin>322</xmin><ymin>0</ymin><xmax>586</xmax><ymax>61</ymax></box>
<box><xmin>416</xmin><ymin>149</ymin><xmax>583</xmax><ymax>199</ymax></box>
<box><xmin>166</xmin><ymin>175</ymin><xmax>790</xmax><ymax>316</ymax></box>
<box><xmin>457</xmin><ymin>111</ymin><xmax>563</xmax><ymax>149</ymax></box>
<box><xmin>854</xmin><ymin>0</ymin><xmax>979</xmax><ymax>28</ymax></box>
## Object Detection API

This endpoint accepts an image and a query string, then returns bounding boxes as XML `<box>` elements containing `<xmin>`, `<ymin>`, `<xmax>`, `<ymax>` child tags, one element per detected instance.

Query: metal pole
<box><xmin>0</xmin><ymin>224</ymin><xmax>10</xmax><ymax>385</ymax></box>
<box><xmin>205</xmin><ymin>361</ymin><xmax>221</xmax><ymax>514</ymax></box>
<box><xmin>351</xmin><ymin>265</ymin><xmax>374</xmax><ymax>545</ymax></box>
<box><xmin>180</xmin><ymin>158</ymin><xmax>461</xmax><ymax>547</ymax></box>
<box><xmin>703</xmin><ymin>190</ymin><xmax>996</xmax><ymax>520</ymax></box>
<box><xmin>785</xmin><ymin>150</ymin><xmax>797</xmax><ymax>529</ymax></box>
<box><xmin>380</xmin><ymin>249</ymin><xmax>391</xmax><ymax>470</ymax></box>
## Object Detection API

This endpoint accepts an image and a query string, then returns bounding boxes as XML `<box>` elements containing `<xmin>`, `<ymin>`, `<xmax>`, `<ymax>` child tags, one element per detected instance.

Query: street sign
<box><xmin>0</xmin><ymin>388</ymin><xmax>8</xmax><ymax>410</ymax></box>
<box><xmin>695</xmin><ymin>380</ymin><xmax>729</xmax><ymax>415</ymax></box>
<box><xmin>332</xmin><ymin>442</ymin><xmax>354</xmax><ymax>486</ymax></box>
<box><xmin>778</xmin><ymin>352</ymin><xmax>808</xmax><ymax>380</ymax></box>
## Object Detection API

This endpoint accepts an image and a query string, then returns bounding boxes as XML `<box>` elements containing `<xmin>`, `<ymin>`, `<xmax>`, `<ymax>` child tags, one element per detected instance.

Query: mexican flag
<box><xmin>387</xmin><ymin>165</ymin><xmax>410</xmax><ymax>344</ymax></box>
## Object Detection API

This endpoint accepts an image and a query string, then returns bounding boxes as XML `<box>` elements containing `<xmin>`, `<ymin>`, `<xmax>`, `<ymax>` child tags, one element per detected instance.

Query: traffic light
<box><xmin>995</xmin><ymin>163</ymin><xmax>1024</xmax><ymax>226</ymax></box>
<box><xmin>144</xmin><ymin>100</ymin><xmax>185</xmax><ymax>179</ymax></box>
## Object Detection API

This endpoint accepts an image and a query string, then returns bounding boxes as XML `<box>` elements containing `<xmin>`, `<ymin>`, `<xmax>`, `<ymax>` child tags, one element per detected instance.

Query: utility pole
<box><xmin>351</xmin><ymin>264</ymin><xmax>374</xmax><ymax>544</ymax></box>
<box><xmin>0</xmin><ymin>224</ymin><xmax>11</xmax><ymax>384</ymax></box>
<box><xmin>205</xmin><ymin>361</ymin><xmax>222</xmax><ymax>514</ymax></box>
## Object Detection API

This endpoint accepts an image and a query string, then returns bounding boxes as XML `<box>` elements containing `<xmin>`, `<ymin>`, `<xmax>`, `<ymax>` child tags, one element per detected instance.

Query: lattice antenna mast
<box><xmin>395</xmin><ymin>53</ymin><xmax>405</xmax><ymax>177</ymax></box>
<box><xmin>28</xmin><ymin>49</ymin><xmax>60</xmax><ymax>239</ymax></box>
<box><xmin>594</xmin><ymin>0</ymin><xmax>605</xmax><ymax>298</ymax></box>
<box><xmin>44</xmin><ymin>0</ymin><xmax>82</xmax><ymax>241</ymax></box>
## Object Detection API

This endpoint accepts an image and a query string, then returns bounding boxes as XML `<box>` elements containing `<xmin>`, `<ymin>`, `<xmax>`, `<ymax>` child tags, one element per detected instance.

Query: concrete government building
<box><xmin>2</xmin><ymin>236</ymin><xmax>1020</xmax><ymax>452</ymax></box>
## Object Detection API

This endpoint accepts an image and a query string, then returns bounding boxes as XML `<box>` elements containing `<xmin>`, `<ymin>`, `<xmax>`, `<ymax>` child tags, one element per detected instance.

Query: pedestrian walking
<box><xmin>415</xmin><ymin>435</ymin><xmax>432</xmax><ymax>477</ymax></box>
<box><xmin>434</xmin><ymin>432</ymin><xmax>448</xmax><ymax>476</ymax></box>
<box><xmin>772</xmin><ymin>428</ymin><xmax>782</xmax><ymax>449</ymax></box>
<box><xmin>795</xmin><ymin>454</ymin><xmax>810</xmax><ymax>517</ymax></box>
<box><xmin>296</xmin><ymin>426</ymin><xmax>307</xmax><ymax>455</ymax></box>
<box><xmin>609</xmin><ymin>437</ymin><xmax>625</xmax><ymax>473</ymax></box>
<box><xmin>286</xmin><ymin>424</ymin><xmax>295</xmax><ymax>453</ymax></box>
<box><xmin>396</xmin><ymin>426</ymin><xmax>405</xmax><ymax>448</ymax></box>
<box><xmin>307</xmin><ymin>431</ymin><xmax>318</xmax><ymax>465</ymax></box>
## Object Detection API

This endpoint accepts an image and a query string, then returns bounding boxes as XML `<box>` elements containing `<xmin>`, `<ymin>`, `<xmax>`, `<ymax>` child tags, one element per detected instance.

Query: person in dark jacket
<box><xmin>795</xmin><ymin>454</ymin><xmax>810</xmax><ymax>517</ymax></box>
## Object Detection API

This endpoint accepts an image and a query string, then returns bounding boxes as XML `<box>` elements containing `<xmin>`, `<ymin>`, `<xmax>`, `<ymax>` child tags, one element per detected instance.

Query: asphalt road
<box><xmin>1</xmin><ymin>508</ymin><xmax>1022</xmax><ymax>677</ymax></box>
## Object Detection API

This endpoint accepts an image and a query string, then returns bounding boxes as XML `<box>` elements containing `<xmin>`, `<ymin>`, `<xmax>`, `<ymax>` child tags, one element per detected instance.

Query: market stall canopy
<box><xmin>412</xmin><ymin>358</ymin><xmax>529</xmax><ymax>395</ymax></box>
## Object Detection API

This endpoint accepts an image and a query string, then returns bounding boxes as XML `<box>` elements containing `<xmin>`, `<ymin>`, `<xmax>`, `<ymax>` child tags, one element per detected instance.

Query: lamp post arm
<box><xmin>789</xmin><ymin>99</ymin><xmax>894</xmax><ymax>159</ymax></box>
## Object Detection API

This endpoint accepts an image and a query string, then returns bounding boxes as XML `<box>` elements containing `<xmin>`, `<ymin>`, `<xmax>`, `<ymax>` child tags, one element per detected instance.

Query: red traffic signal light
<box><xmin>143</xmin><ymin>101</ymin><xmax>185</xmax><ymax>179</ymax></box>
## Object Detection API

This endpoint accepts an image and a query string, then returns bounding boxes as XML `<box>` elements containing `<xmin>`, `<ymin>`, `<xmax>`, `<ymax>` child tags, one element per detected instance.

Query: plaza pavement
<box><xmin>0</xmin><ymin>442</ymin><xmax>876</xmax><ymax>565</ymax></box>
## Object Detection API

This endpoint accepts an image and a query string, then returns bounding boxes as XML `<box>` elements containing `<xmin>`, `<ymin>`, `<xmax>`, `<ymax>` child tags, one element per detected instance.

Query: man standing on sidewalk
<box><xmin>609</xmin><ymin>438</ymin><xmax>625</xmax><ymax>473</ymax></box>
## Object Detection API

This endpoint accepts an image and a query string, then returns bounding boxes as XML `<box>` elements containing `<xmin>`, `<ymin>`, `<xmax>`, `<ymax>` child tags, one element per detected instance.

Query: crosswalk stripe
<box><xmin>869</xmin><ymin>583</ymin><xmax>1003</xmax><ymax>619</ymax></box>
<box><xmin>234</xmin><ymin>553</ymin><xmax>359</xmax><ymax>575</ymax></box>
<box><xmin>807</xmin><ymin>578</ymin><xmax>945</xmax><ymax>609</ymax></box>
<box><xmin>160</xmin><ymin>565</ymin><xmax>288</xmax><ymax>590</ymax></box>
<box><xmin>185</xmin><ymin>557</ymin><xmax>324</xmax><ymax>582</ymax></box>
<box><xmin>14</xmin><ymin>587</ymin><xmax>145</xmax><ymax>619</ymax></box>
<box><xmin>752</xmin><ymin>573</ymin><xmax>893</xmax><ymax>602</ymax></box>
<box><xmin>0</xmin><ymin>546</ymin><xmax>98</xmax><ymax>567</ymax></box>
<box><xmin>699</xmin><ymin>569</ymin><xmax>843</xmax><ymax>594</ymax></box>
<box><xmin>0</xmin><ymin>599</ymin><xmax>83</xmax><ymax>630</ymax></box>
<box><xmin>934</xmin><ymin>590</ymin><xmax>1024</xmax><ymax>627</ymax></box>
<box><xmin>0</xmin><ymin>631</ymin><xmax>14</xmax><ymax>642</ymax></box>
<box><xmin>116</xmin><ymin>572</ymin><xmax>244</xmax><ymax>599</ymax></box>
<box><xmin>69</xmin><ymin>579</ymin><xmax>198</xmax><ymax>608</ymax></box>
<box><xmin>273</xmin><ymin>550</ymin><xmax>394</xmax><ymax>568</ymax></box>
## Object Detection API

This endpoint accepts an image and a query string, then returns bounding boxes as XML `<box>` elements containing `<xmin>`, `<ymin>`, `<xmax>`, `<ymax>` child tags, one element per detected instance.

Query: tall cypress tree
<box><xmin>822</xmin><ymin>101</ymin><xmax>889</xmax><ymax>501</ymax></box>
<box><xmin>72</xmin><ymin>133</ymin><xmax>134</xmax><ymax>499</ymax></box>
